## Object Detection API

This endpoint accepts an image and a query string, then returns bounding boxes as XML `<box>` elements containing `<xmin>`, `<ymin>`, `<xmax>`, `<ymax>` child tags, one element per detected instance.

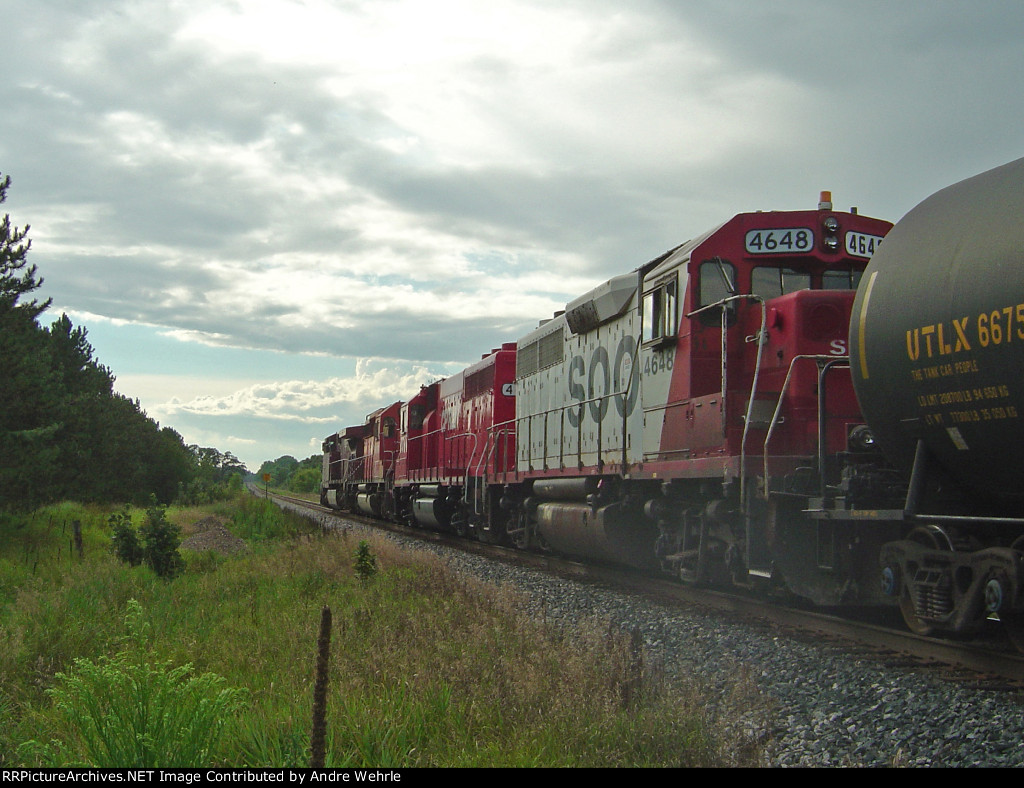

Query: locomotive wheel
<box><xmin>897</xmin><ymin>524</ymin><xmax>955</xmax><ymax>637</ymax></box>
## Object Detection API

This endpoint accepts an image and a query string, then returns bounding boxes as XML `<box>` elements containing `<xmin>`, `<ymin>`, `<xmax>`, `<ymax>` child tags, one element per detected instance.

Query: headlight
<box><xmin>848</xmin><ymin>424</ymin><xmax>876</xmax><ymax>452</ymax></box>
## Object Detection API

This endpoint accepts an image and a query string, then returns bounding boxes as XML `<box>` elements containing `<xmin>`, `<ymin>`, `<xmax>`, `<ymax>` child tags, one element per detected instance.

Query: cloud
<box><xmin>6</xmin><ymin>0</ymin><xmax>1024</xmax><ymax>470</ymax></box>
<box><xmin>3</xmin><ymin>2</ymin><xmax>815</xmax><ymax>368</ymax></box>
<box><xmin>156</xmin><ymin>358</ymin><xmax>454</xmax><ymax>422</ymax></box>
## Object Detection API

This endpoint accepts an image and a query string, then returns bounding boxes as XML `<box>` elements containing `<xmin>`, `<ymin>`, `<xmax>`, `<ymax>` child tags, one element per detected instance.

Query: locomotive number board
<box><xmin>845</xmin><ymin>231</ymin><xmax>885</xmax><ymax>258</ymax></box>
<box><xmin>744</xmin><ymin>228</ymin><xmax>814</xmax><ymax>254</ymax></box>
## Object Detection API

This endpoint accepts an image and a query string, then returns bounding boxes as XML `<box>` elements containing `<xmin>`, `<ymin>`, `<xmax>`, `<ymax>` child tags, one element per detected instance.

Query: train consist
<box><xmin>322</xmin><ymin>157</ymin><xmax>1024</xmax><ymax>649</ymax></box>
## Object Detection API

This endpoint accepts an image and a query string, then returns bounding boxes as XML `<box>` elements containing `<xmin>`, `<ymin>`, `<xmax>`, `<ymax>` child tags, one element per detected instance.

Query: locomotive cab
<box><xmin>638</xmin><ymin>202</ymin><xmax>893</xmax><ymax>600</ymax></box>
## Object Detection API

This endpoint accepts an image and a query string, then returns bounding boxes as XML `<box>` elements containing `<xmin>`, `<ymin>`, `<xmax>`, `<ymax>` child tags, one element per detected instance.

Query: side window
<box><xmin>382</xmin><ymin>417</ymin><xmax>396</xmax><ymax>439</ymax></box>
<box><xmin>751</xmin><ymin>266</ymin><xmax>811</xmax><ymax>299</ymax></box>
<box><xmin>698</xmin><ymin>259</ymin><xmax>737</xmax><ymax>326</ymax></box>
<box><xmin>699</xmin><ymin>259</ymin><xmax>736</xmax><ymax>307</ymax></box>
<box><xmin>643</xmin><ymin>275</ymin><xmax>678</xmax><ymax>343</ymax></box>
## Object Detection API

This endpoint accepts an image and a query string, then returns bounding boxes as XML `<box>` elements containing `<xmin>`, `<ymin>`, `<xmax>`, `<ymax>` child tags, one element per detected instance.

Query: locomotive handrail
<box><xmin>471</xmin><ymin>424</ymin><xmax>512</xmax><ymax>515</ymax></box>
<box><xmin>474</xmin><ymin>418</ymin><xmax>515</xmax><ymax>481</ymax></box>
<box><xmin>762</xmin><ymin>354</ymin><xmax>848</xmax><ymax>498</ymax></box>
<box><xmin>488</xmin><ymin>422</ymin><xmax>515</xmax><ymax>485</ymax></box>
<box><xmin>816</xmin><ymin>359</ymin><xmax>849</xmax><ymax>498</ymax></box>
<box><xmin>458</xmin><ymin>431</ymin><xmax>480</xmax><ymax>499</ymax></box>
<box><xmin>687</xmin><ymin>293</ymin><xmax>767</xmax><ymax>515</ymax></box>
<box><xmin>342</xmin><ymin>454</ymin><xmax>365</xmax><ymax>485</ymax></box>
<box><xmin>518</xmin><ymin>389</ymin><xmax>629</xmax><ymax>473</ymax></box>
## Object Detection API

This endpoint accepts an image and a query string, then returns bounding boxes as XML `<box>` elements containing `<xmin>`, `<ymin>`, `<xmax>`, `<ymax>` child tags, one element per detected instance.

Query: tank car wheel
<box><xmin>898</xmin><ymin>588</ymin><xmax>936</xmax><ymax>637</ymax></box>
<box><xmin>896</xmin><ymin>525</ymin><xmax>955</xmax><ymax>637</ymax></box>
<box><xmin>998</xmin><ymin>610</ymin><xmax>1024</xmax><ymax>654</ymax></box>
<box><xmin>998</xmin><ymin>537</ymin><xmax>1024</xmax><ymax>653</ymax></box>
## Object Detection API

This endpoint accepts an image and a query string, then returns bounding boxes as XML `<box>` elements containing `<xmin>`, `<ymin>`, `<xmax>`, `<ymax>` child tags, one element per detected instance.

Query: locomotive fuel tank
<box><xmin>850</xmin><ymin>157</ymin><xmax>1024</xmax><ymax>508</ymax></box>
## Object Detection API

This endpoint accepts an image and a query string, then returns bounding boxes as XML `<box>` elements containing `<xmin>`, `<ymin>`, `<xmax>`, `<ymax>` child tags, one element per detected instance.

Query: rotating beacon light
<box><xmin>819</xmin><ymin>190</ymin><xmax>840</xmax><ymax>251</ymax></box>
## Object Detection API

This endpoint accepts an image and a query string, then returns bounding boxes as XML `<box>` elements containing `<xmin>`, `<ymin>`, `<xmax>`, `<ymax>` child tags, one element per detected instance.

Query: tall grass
<box><xmin>0</xmin><ymin>496</ymin><xmax>767</xmax><ymax>767</ymax></box>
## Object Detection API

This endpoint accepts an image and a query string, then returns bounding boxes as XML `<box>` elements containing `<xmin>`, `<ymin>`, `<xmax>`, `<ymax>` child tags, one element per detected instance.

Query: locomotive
<box><xmin>322</xmin><ymin>157</ymin><xmax>1024</xmax><ymax>649</ymax></box>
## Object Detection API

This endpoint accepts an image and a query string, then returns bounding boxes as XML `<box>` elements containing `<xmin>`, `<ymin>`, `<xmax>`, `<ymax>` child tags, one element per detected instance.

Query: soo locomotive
<box><xmin>322</xmin><ymin>157</ymin><xmax>1024</xmax><ymax>649</ymax></box>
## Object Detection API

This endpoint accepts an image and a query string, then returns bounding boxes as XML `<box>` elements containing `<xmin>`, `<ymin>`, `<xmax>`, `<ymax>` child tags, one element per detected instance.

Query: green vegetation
<box><xmin>256</xmin><ymin>455</ymin><xmax>322</xmax><ymax>496</ymax></box>
<box><xmin>0</xmin><ymin>495</ymin><xmax>765</xmax><ymax>767</ymax></box>
<box><xmin>0</xmin><ymin>172</ymin><xmax>248</xmax><ymax>513</ymax></box>
<box><xmin>18</xmin><ymin>600</ymin><xmax>247</xmax><ymax>767</ymax></box>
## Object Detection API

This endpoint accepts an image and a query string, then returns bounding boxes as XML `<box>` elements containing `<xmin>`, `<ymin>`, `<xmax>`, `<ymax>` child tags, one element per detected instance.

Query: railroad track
<box><xmin>266</xmin><ymin>490</ymin><xmax>1024</xmax><ymax>691</ymax></box>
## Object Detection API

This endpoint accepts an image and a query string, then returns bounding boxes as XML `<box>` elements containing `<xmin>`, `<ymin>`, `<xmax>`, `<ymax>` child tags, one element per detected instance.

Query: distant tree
<box><xmin>288</xmin><ymin>465</ymin><xmax>321</xmax><ymax>494</ymax></box>
<box><xmin>47</xmin><ymin>313</ymin><xmax>115</xmax><ymax>397</ymax></box>
<box><xmin>257</xmin><ymin>456</ymin><xmax>299</xmax><ymax>488</ymax></box>
<box><xmin>176</xmin><ymin>446</ymin><xmax>250</xmax><ymax>504</ymax></box>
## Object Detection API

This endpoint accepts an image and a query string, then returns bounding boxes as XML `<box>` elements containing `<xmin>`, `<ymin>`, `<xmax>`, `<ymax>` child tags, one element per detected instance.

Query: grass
<box><xmin>0</xmin><ymin>495</ymin><xmax>767</xmax><ymax>767</ymax></box>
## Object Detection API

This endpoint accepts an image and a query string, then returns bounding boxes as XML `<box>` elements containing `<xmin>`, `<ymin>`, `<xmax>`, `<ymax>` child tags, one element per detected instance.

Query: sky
<box><xmin>2</xmin><ymin>0</ymin><xmax>1023</xmax><ymax>472</ymax></box>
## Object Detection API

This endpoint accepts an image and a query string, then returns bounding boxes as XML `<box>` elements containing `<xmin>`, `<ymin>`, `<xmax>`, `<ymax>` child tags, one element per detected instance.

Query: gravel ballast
<box><xmin>285</xmin><ymin>502</ymin><xmax>1024</xmax><ymax>768</ymax></box>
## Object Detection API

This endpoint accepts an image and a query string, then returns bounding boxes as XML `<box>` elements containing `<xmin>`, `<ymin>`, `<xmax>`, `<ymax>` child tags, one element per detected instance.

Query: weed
<box><xmin>18</xmin><ymin>601</ymin><xmax>246</xmax><ymax>767</ymax></box>
<box><xmin>353</xmin><ymin>541</ymin><xmax>377</xmax><ymax>583</ymax></box>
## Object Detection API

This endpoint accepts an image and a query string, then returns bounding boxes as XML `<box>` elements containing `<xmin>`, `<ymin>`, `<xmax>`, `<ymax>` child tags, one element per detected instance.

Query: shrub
<box><xmin>108</xmin><ymin>508</ymin><xmax>142</xmax><ymax>566</ymax></box>
<box><xmin>139</xmin><ymin>503</ymin><xmax>183</xmax><ymax>579</ymax></box>
<box><xmin>353</xmin><ymin>541</ymin><xmax>377</xmax><ymax>583</ymax></box>
<box><xmin>18</xmin><ymin>600</ymin><xmax>247</xmax><ymax>767</ymax></box>
<box><xmin>108</xmin><ymin>503</ymin><xmax>184</xmax><ymax>579</ymax></box>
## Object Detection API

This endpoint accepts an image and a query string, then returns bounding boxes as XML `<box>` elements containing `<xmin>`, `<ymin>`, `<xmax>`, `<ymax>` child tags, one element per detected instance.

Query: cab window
<box><xmin>697</xmin><ymin>259</ymin><xmax>737</xmax><ymax>326</ymax></box>
<box><xmin>699</xmin><ymin>259</ymin><xmax>736</xmax><ymax>306</ymax></box>
<box><xmin>822</xmin><ymin>268</ymin><xmax>862</xmax><ymax>290</ymax></box>
<box><xmin>751</xmin><ymin>266</ymin><xmax>811</xmax><ymax>300</ymax></box>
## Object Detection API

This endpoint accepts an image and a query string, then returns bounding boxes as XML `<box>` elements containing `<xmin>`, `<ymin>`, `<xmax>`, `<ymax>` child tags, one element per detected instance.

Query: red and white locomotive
<box><xmin>322</xmin><ymin>192</ymin><xmax>895</xmax><ymax>608</ymax></box>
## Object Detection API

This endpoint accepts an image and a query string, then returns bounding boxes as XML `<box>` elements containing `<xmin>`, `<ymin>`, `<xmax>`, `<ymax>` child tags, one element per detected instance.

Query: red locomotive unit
<box><xmin>321</xmin><ymin>402</ymin><xmax>400</xmax><ymax>518</ymax></box>
<box><xmin>324</xmin><ymin>344</ymin><xmax>517</xmax><ymax>543</ymax></box>
<box><xmin>506</xmin><ymin>193</ymin><xmax>893</xmax><ymax>605</ymax></box>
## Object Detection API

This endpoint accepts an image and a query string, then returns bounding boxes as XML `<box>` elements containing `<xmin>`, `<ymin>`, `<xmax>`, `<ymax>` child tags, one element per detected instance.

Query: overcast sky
<box><xmin>3</xmin><ymin>0</ymin><xmax>1023</xmax><ymax>472</ymax></box>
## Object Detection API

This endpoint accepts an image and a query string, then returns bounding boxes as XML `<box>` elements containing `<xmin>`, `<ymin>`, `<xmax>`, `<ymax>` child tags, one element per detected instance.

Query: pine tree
<box><xmin>0</xmin><ymin>173</ymin><xmax>50</xmax><ymax>319</ymax></box>
<box><xmin>0</xmin><ymin>173</ymin><xmax>59</xmax><ymax>509</ymax></box>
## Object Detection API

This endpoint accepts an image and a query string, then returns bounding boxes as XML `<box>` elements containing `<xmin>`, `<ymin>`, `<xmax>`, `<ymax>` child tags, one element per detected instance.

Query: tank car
<box><xmin>844</xmin><ymin>156</ymin><xmax>1024</xmax><ymax>647</ymax></box>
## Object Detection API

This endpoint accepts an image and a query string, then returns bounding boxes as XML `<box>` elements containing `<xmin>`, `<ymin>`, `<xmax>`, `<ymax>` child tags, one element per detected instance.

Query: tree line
<box><xmin>255</xmin><ymin>454</ymin><xmax>321</xmax><ymax>495</ymax></box>
<box><xmin>0</xmin><ymin>172</ymin><xmax>247</xmax><ymax>511</ymax></box>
